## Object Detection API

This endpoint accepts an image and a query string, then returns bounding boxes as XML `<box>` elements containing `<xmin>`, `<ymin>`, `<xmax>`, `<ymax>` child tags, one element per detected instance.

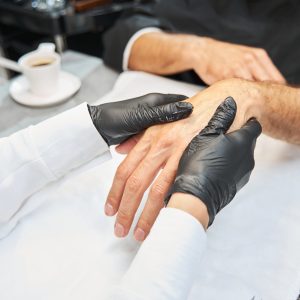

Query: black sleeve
<box><xmin>102</xmin><ymin>5</ymin><xmax>172</xmax><ymax>72</ymax></box>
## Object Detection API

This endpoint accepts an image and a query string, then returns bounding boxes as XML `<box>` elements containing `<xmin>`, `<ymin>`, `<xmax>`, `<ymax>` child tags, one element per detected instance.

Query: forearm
<box><xmin>128</xmin><ymin>31</ymin><xmax>203</xmax><ymax>75</ymax></box>
<box><xmin>222</xmin><ymin>79</ymin><xmax>300</xmax><ymax>144</ymax></box>
<box><xmin>185</xmin><ymin>78</ymin><xmax>300</xmax><ymax>144</ymax></box>
<box><xmin>254</xmin><ymin>82</ymin><xmax>300</xmax><ymax>144</ymax></box>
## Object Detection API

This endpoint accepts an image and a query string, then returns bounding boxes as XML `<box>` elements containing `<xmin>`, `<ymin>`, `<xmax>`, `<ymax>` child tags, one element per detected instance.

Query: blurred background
<box><xmin>0</xmin><ymin>0</ymin><xmax>149</xmax><ymax>81</ymax></box>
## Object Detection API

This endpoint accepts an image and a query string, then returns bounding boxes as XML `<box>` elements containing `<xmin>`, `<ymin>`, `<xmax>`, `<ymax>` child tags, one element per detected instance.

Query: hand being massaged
<box><xmin>106</xmin><ymin>94</ymin><xmax>261</xmax><ymax>240</ymax></box>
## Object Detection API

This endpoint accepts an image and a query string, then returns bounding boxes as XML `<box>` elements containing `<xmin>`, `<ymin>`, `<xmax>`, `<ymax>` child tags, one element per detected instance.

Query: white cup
<box><xmin>18</xmin><ymin>43</ymin><xmax>61</xmax><ymax>96</ymax></box>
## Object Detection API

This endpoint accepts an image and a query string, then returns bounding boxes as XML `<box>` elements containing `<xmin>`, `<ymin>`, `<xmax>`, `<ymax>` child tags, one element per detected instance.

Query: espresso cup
<box><xmin>18</xmin><ymin>43</ymin><xmax>61</xmax><ymax>96</ymax></box>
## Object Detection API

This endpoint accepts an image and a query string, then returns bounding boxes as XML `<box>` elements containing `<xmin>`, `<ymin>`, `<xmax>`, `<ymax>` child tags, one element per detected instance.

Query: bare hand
<box><xmin>191</xmin><ymin>38</ymin><xmax>286</xmax><ymax>85</ymax></box>
<box><xmin>105</xmin><ymin>79</ymin><xmax>262</xmax><ymax>241</ymax></box>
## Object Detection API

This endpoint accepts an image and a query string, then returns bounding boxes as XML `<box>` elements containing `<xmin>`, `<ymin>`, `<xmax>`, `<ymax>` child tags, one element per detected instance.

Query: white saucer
<box><xmin>9</xmin><ymin>71</ymin><xmax>81</xmax><ymax>107</ymax></box>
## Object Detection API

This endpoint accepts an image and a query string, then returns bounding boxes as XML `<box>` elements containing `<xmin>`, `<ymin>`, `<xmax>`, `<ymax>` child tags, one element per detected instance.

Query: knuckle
<box><xmin>117</xmin><ymin>207</ymin><xmax>132</xmax><ymax>223</ymax></box>
<box><xmin>138</xmin><ymin>218</ymin><xmax>153</xmax><ymax>233</ymax></box>
<box><xmin>107</xmin><ymin>194</ymin><xmax>118</xmax><ymax>206</ymax></box>
<box><xmin>244</xmin><ymin>52</ymin><xmax>254</xmax><ymax>62</ymax></box>
<box><xmin>256</xmin><ymin>48</ymin><xmax>267</xmax><ymax>57</ymax></box>
<box><xmin>222</xmin><ymin>68</ymin><xmax>232</xmax><ymax>78</ymax></box>
<box><xmin>150</xmin><ymin>183</ymin><xmax>166</xmax><ymax>199</ymax></box>
<box><xmin>127</xmin><ymin>175</ymin><xmax>141</xmax><ymax>192</ymax></box>
<box><xmin>115</xmin><ymin>164</ymin><xmax>129</xmax><ymax>181</ymax></box>
<box><xmin>233</xmin><ymin>63</ymin><xmax>242</xmax><ymax>72</ymax></box>
<box><xmin>163</xmin><ymin>169</ymin><xmax>177</xmax><ymax>184</ymax></box>
<box><xmin>156</xmin><ymin>136</ymin><xmax>173</xmax><ymax>149</ymax></box>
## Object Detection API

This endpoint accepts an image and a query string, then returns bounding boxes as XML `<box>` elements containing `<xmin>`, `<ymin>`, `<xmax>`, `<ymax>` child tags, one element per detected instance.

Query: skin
<box><xmin>167</xmin><ymin>193</ymin><xmax>209</xmax><ymax>230</ymax></box>
<box><xmin>129</xmin><ymin>32</ymin><xmax>286</xmax><ymax>85</ymax></box>
<box><xmin>106</xmin><ymin>78</ymin><xmax>300</xmax><ymax>241</ymax></box>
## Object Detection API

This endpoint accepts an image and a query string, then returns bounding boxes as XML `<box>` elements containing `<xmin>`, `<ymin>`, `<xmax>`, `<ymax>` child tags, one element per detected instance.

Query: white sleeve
<box><xmin>109</xmin><ymin>208</ymin><xmax>207</xmax><ymax>300</ymax></box>
<box><xmin>0</xmin><ymin>103</ymin><xmax>110</xmax><ymax>235</ymax></box>
<box><xmin>122</xmin><ymin>27</ymin><xmax>162</xmax><ymax>71</ymax></box>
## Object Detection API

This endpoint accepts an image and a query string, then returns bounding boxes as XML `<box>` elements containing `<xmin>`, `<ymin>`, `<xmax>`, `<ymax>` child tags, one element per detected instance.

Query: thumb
<box><xmin>239</xmin><ymin>118</ymin><xmax>262</xmax><ymax>139</ymax></box>
<box><xmin>229</xmin><ymin>118</ymin><xmax>262</xmax><ymax>144</ymax></box>
<box><xmin>200</xmin><ymin>97</ymin><xmax>237</xmax><ymax>136</ymax></box>
<box><xmin>133</xmin><ymin>101</ymin><xmax>193</xmax><ymax>129</ymax></box>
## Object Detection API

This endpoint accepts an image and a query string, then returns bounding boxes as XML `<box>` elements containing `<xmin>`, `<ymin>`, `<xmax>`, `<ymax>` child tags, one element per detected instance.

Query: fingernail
<box><xmin>134</xmin><ymin>228</ymin><xmax>145</xmax><ymax>241</ymax></box>
<box><xmin>114</xmin><ymin>223</ymin><xmax>125</xmax><ymax>237</ymax></box>
<box><xmin>176</xmin><ymin>102</ymin><xmax>193</xmax><ymax>110</ymax></box>
<box><xmin>105</xmin><ymin>203</ymin><xmax>115</xmax><ymax>216</ymax></box>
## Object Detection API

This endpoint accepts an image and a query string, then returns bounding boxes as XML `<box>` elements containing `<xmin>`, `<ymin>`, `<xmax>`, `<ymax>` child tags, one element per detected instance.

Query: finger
<box><xmin>247</xmin><ymin>57</ymin><xmax>271</xmax><ymax>82</ymax></box>
<box><xmin>105</xmin><ymin>135</ymin><xmax>152</xmax><ymax>216</ymax></box>
<box><xmin>200</xmin><ymin>97</ymin><xmax>237</xmax><ymax>136</ymax></box>
<box><xmin>114</xmin><ymin>148</ymin><xmax>167</xmax><ymax>237</ymax></box>
<box><xmin>134</xmin><ymin>102</ymin><xmax>193</xmax><ymax>129</ymax></box>
<box><xmin>116</xmin><ymin>102</ymin><xmax>192</xmax><ymax>144</ymax></box>
<box><xmin>134</xmin><ymin>156</ymin><xmax>179</xmax><ymax>241</ymax></box>
<box><xmin>253</xmin><ymin>50</ymin><xmax>286</xmax><ymax>83</ymax></box>
<box><xmin>109</xmin><ymin>101</ymin><xmax>193</xmax><ymax>146</ymax></box>
<box><xmin>115</xmin><ymin>134</ymin><xmax>143</xmax><ymax>154</ymax></box>
<box><xmin>134</xmin><ymin>93</ymin><xmax>189</xmax><ymax>107</ymax></box>
<box><xmin>234</xmin><ymin>67</ymin><xmax>254</xmax><ymax>81</ymax></box>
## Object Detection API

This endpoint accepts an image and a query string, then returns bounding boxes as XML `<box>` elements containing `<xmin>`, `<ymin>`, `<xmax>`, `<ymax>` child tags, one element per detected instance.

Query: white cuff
<box><xmin>122</xmin><ymin>27</ymin><xmax>162</xmax><ymax>71</ymax></box>
<box><xmin>117</xmin><ymin>207</ymin><xmax>206</xmax><ymax>300</ymax></box>
<box><xmin>30</xmin><ymin>103</ymin><xmax>110</xmax><ymax>179</ymax></box>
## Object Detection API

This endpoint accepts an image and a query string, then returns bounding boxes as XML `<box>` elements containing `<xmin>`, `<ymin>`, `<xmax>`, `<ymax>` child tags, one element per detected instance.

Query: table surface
<box><xmin>0</xmin><ymin>50</ymin><xmax>119</xmax><ymax>138</ymax></box>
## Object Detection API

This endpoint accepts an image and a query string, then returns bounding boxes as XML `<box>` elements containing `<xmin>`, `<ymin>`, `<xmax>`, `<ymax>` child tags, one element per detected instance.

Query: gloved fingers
<box><xmin>230</xmin><ymin>118</ymin><xmax>262</xmax><ymax>142</ymax></box>
<box><xmin>200</xmin><ymin>97</ymin><xmax>237</xmax><ymax>136</ymax></box>
<box><xmin>135</xmin><ymin>93</ymin><xmax>189</xmax><ymax>107</ymax></box>
<box><xmin>133</xmin><ymin>101</ymin><xmax>193</xmax><ymax>129</ymax></box>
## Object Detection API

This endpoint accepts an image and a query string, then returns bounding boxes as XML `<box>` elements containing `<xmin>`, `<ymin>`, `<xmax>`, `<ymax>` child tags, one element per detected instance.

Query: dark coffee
<box><xmin>28</xmin><ymin>57</ymin><xmax>56</xmax><ymax>68</ymax></box>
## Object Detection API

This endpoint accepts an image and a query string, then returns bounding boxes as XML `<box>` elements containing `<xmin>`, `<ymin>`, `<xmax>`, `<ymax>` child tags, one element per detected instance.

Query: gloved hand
<box><xmin>88</xmin><ymin>93</ymin><xmax>193</xmax><ymax>146</ymax></box>
<box><xmin>165</xmin><ymin>97</ymin><xmax>262</xmax><ymax>226</ymax></box>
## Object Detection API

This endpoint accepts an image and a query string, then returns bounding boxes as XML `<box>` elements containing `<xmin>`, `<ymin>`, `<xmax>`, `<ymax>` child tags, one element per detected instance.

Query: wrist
<box><xmin>187</xmin><ymin>78</ymin><xmax>265</xmax><ymax>133</ymax></box>
<box><xmin>221</xmin><ymin>78</ymin><xmax>265</xmax><ymax>123</ymax></box>
<box><xmin>167</xmin><ymin>193</ymin><xmax>209</xmax><ymax>230</ymax></box>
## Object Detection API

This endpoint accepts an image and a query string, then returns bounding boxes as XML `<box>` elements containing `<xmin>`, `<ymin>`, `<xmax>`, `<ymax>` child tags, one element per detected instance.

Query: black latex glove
<box><xmin>166</xmin><ymin>97</ymin><xmax>262</xmax><ymax>226</ymax></box>
<box><xmin>88</xmin><ymin>93</ymin><xmax>193</xmax><ymax>146</ymax></box>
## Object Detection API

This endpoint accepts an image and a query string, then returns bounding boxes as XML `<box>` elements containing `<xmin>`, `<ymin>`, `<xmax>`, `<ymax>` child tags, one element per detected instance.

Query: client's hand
<box><xmin>106</xmin><ymin>79</ymin><xmax>261</xmax><ymax>241</ymax></box>
<box><xmin>166</xmin><ymin>97</ymin><xmax>262</xmax><ymax>228</ymax></box>
<box><xmin>192</xmin><ymin>38</ymin><xmax>286</xmax><ymax>84</ymax></box>
<box><xmin>88</xmin><ymin>93</ymin><xmax>193</xmax><ymax>146</ymax></box>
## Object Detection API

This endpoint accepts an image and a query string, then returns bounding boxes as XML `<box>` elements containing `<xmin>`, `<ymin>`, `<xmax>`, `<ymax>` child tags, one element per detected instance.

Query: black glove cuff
<box><xmin>165</xmin><ymin>175</ymin><xmax>236</xmax><ymax>226</ymax></box>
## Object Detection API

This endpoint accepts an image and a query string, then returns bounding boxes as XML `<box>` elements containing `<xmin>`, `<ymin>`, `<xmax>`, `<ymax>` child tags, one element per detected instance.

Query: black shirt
<box><xmin>103</xmin><ymin>0</ymin><xmax>300</xmax><ymax>84</ymax></box>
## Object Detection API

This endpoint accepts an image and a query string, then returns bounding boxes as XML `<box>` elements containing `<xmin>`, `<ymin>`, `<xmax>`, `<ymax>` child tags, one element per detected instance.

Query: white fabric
<box><xmin>112</xmin><ymin>208</ymin><xmax>206</xmax><ymax>300</ymax></box>
<box><xmin>0</xmin><ymin>97</ymin><xmax>206</xmax><ymax>300</ymax></box>
<box><xmin>122</xmin><ymin>27</ymin><xmax>162</xmax><ymax>71</ymax></box>
<box><xmin>0</xmin><ymin>103</ymin><xmax>110</xmax><ymax>239</ymax></box>
<box><xmin>0</xmin><ymin>71</ymin><xmax>300</xmax><ymax>300</ymax></box>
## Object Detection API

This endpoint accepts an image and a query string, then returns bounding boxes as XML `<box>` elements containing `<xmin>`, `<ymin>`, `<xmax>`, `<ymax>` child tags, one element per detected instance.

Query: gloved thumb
<box><xmin>200</xmin><ymin>97</ymin><xmax>237</xmax><ymax>136</ymax></box>
<box><xmin>235</xmin><ymin>118</ymin><xmax>262</xmax><ymax>141</ymax></box>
